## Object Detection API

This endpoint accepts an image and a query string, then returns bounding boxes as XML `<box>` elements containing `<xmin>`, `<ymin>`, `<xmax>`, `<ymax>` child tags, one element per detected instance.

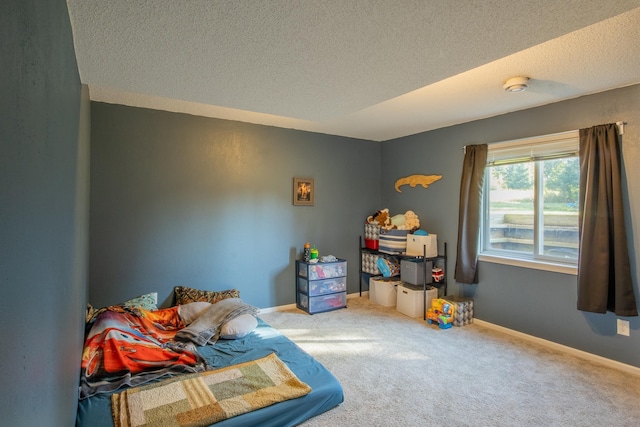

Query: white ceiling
<box><xmin>66</xmin><ymin>1</ymin><xmax>640</xmax><ymax>142</ymax></box>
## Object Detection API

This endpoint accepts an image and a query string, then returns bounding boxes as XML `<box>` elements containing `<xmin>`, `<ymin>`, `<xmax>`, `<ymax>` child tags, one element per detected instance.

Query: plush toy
<box><xmin>387</xmin><ymin>210</ymin><xmax>420</xmax><ymax>231</ymax></box>
<box><xmin>367</xmin><ymin>208</ymin><xmax>392</xmax><ymax>229</ymax></box>
<box><xmin>390</xmin><ymin>214</ymin><xmax>406</xmax><ymax>229</ymax></box>
<box><xmin>404</xmin><ymin>210</ymin><xmax>420</xmax><ymax>231</ymax></box>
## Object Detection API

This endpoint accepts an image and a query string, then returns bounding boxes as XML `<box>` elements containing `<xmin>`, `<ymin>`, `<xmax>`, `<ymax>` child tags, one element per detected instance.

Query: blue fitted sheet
<box><xmin>76</xmin><ymin>318</ymin><xmax>343</xmax><ymax>427</ymax></box>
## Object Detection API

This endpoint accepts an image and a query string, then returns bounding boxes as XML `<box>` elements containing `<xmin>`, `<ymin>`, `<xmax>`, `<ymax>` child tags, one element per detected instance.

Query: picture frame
<box><xmin>293</xmin><ymin>177</ymin><xmax>314</xmax><ymax>206</ymax></box>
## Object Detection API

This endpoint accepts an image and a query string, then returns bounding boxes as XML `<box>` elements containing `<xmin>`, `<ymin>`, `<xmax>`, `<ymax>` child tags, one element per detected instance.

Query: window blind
<box><xmin>486</xmin><ymin>130</ymin><xmax>579</xmax><ymax>166</ymax></box>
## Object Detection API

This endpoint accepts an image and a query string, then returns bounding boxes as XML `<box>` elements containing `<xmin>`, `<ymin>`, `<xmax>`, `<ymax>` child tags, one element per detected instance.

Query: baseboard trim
<box><xmin>259</xmin><ymin>291</ymin><xmax>368</xmax><ymax>314</ymax></box>
<box><xmin>474</xmin><ymin>319</ymin><xmax>640</xmax><ymax>377</ymax></box>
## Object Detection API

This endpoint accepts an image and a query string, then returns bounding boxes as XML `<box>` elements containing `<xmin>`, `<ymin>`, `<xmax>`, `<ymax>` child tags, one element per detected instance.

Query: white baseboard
<box><xmin>259</xmin><ymin>303</ymin><xmax>297</xmax><ymax>314</ymax></box>
<box><xmin>473</xmin><ymin>319</ymin><xmax>640</xmax><ymax>377</ymax></box>
<box><xmin>259</xmin><ymin>291</ymin><xmax>368</xmax><ymax>314</ymax></box>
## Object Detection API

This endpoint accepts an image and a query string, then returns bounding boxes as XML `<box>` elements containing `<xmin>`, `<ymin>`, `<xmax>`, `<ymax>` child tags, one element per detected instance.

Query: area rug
<box><xmin>111</xmin><ymin>353</ymin><xmax>311</xmax><ymax>427</ymax></box>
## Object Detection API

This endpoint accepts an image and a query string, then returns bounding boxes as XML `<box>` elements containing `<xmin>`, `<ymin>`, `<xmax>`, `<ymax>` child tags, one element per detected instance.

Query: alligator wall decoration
<box><xmin>394</xmin><ymin>174</ymin><xmax>443</xmax><ymax>192</ymax></box>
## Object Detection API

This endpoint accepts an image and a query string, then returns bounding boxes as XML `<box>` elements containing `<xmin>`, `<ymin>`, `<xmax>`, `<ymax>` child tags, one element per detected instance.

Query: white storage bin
<box><xmin>396</xmin><ymin>284</ymin><xmax>438</xmax><ymax>318</ymax></box>
<box><xmin>370</xmin><ymin>277</ymin><xmax>401</xmax><ymax>307</ymax></box>
<box><xmin>406</xmin><ymin>234</ymin><xmax>437</xmax><ymax>257</ymax></box>
<box><xmin>368</xmin><ymin>276</ymin><xmax>380</xmax><ymax>301</ymax></box>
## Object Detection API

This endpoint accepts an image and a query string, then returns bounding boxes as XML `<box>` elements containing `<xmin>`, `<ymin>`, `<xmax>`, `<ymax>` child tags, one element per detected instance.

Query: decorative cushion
<box><xmin>85</xmin><ymin>292</ymin><xmax>158</xmax><ymax>323</ymax></box>
<box><xmin>220</xmin><ymin>314</ymin><xmax>258</xmax><ymax>340</ymax></box>
<box><xmin>174</xmin><ymin>286</ymin><xmax>240</xmax><ymax>305</ymax></box>
<box><xmin>121</xmin><ymin>292</ymin><xmax>158</xmax><ymax>311</ymax></box>
<box><xmin>178</xmin><ymin>301</ymin><xmax>212</xmax><ymax>325</ymax></box>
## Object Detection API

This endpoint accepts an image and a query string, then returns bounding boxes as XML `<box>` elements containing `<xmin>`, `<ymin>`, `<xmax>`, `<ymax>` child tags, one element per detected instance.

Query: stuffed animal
<box><xmin>387</xmin><ymin>210</ymin><xmax>420</xmax><ymax>231</ymax></box>
<box><xmin>367</xmin><ymin>208</ymin><xmax>392</xmax><ymax>229</ymax></box>
<box><xmin>404</xmin><ymin>210</ymin><xmax>420</xmax><ymax>231</ymax></box>
<box><xmin>390</xmin><ymin>213</ymin><xmax>406</xmax><ymax>229</ymax></box>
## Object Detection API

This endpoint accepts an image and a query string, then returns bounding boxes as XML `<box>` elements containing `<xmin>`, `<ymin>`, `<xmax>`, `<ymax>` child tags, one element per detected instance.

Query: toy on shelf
<box><xmin>432</xmin><ymin>267</ymin><xmax>444</xmax><ymax>283</ymax></box>
<box><xmin>427</xmin><ymin>298</ymin><xmax>455</xmax><ymax>329</ymax></box>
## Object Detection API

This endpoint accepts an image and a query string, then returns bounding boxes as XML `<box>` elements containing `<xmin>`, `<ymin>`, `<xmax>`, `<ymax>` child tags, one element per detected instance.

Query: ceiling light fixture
<box><xmin>503</xmin><ymin>76</ymin><xmax>529</xmax><ymax>93</ymax></box>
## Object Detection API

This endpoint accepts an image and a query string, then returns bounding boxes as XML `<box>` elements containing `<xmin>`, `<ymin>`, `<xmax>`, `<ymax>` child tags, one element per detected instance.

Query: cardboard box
<box><xmin>444</xmin><ymin>296</ymin><xmax>474</xmax><ymax>326</ymax></box>
<box><xmin>406</xmin><ymin>234</ymin><xmax>437</xmax><ymax>257</ymax></box>
<box><xmin>396</xmin><ymin>284</ymin><xmax>438</xmax><ymax>318</ymax></box>
<box><xmin>369</xmin><ymin>277</ymin><xmax>401</xmax><ymax>307</ymax></box>
<box><xmin>401</xmin><ymin>259</ymin><xmax>432</xmax><ymax>285</ymax></box>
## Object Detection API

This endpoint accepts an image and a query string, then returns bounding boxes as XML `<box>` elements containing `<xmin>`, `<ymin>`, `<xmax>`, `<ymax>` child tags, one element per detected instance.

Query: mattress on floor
<box><xmin>76</xmin><ymin>318</ymin><xmax>344</xmax><ymax>427</ymax></box>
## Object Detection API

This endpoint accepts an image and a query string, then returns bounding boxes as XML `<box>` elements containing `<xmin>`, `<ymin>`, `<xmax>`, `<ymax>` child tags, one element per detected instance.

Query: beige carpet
<box><xmin>260</xmin><ymin>296</ymin><xmax>640</xmax><ymax>427</ymax></box>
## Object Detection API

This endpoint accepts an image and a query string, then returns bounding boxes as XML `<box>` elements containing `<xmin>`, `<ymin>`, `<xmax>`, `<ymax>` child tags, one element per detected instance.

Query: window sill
<box><xmin>478</xmin><ymin>254</ymin><xmax>577</xmax><ymax>275</ymax></box>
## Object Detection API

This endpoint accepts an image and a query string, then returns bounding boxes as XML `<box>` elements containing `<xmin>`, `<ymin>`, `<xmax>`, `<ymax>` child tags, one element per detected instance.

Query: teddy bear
<box><xmin>403</xmin><ymin>210</ymin><xmax>420</xmax><ymax>231</ymax></box>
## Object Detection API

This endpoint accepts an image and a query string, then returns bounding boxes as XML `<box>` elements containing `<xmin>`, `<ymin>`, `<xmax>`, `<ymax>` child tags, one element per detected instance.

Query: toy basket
<box><xmin>364</xmin><ymin>223</ymin><xmax>380</xmax><ymax>249</ymax></box>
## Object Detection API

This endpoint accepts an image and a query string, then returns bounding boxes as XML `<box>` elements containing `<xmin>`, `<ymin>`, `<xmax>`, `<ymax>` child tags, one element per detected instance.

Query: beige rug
<box><xmin>261</xmin><ymin>296</ymin><xmax>640</xmax><ymax>427</ymax></box>
<box><xmin>111</xmin><ymin>353</ymin><xmax>311</xmax><ymax>427</ymax></box>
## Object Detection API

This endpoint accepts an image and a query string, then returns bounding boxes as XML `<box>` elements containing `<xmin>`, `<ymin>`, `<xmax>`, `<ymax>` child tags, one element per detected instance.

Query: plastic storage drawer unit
<box><xmin>296</xmin><ymin>259</ymin><xmax>347</xmax><ymax>314</ymax></box>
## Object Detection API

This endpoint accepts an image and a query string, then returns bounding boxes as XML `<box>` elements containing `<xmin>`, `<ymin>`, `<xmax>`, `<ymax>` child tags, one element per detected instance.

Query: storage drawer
<box><xmin>297</xmin><ymin>276</ymin><xmax>347</xmax><ymax>296</ymax></box>
<box><xmin>297</xmin><ymin>291</ymin><xmax>347</xmax><ymax>314</ymax></box>
<box><xmin>297</xmin><ymin>260</ymin><xmax>347</xmax><ymax>280</ymax></box>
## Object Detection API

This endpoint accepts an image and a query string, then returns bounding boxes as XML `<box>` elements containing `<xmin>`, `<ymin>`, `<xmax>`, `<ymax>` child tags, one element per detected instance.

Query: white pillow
<box><xmin>178</xmin><ymin>301</ymin><xmax>212</xmax><ymax>325</ymax></box>
<box><xmin>220</xmin><ymin>314</ymin><xmax>258</xmax><ymax>339</ymax></box>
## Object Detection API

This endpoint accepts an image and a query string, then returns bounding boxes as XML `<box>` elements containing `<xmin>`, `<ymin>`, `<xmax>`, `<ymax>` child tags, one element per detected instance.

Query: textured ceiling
<box><xmin>67</xmin><ymin>1</ymin><xmax>640</xmax><ymax>141</ymax></box>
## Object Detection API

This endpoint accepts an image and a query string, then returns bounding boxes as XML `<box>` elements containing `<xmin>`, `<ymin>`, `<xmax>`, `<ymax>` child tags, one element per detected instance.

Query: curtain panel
<box><xmin>578</xmin><ymin>123</ymin><xmax>637</xmax><ymax>316</ymax></box>
<box><xmin>454</xmin><ymin>144</ymin><xmax>488</xmax><ymax>284</ymax></box>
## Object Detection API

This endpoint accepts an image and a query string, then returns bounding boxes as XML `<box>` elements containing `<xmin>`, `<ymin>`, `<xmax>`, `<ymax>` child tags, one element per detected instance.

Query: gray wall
<box><xmin>89</xmin><ymin>103</ymin><xmax>380</xmax><ymax>309</ymax></box>
<box><xmin>0</xmin><ymin>0</ymin><xmax>89</xmax><ymax>425</ymax></box>
<box><xmin>381</xmin><ymin>85</ymin><xmax>640</xmax><ymax>367</ymax></box>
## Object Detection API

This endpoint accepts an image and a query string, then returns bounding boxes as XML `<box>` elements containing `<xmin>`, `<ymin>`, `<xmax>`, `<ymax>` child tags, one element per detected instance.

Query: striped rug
<box><xmin>112</xmin><ymin>353</ymin><xmax>311</xmax><ymax>427</ymax></box>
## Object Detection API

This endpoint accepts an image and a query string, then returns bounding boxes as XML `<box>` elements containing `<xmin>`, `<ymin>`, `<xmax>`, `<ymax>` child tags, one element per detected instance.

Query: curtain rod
<box><xmin>463</xmin><ymin>121</ymin><xmax>628</xmax><ymax>152</ymax></box>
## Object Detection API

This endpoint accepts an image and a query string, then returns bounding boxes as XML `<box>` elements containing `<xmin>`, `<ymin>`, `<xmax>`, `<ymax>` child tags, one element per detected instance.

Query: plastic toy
<box><xmin>427</xmin><ymin>298</ymin><xmax>455</xmax><ymax>329</ymax></box>
<box><xmin>431</xmin><ymin>267</ymin><xmax>444</xmax><ymax>283</ymax></box>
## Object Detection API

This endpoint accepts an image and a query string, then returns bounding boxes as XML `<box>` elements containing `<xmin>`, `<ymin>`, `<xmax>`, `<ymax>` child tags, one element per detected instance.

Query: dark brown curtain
<box><xmin>454</xmin><ymin>144</ymin><xmax>488</xmax><ymax>284</ymax></box>
<box><xmin>578</xmin><ymin>124</ymin><xmax>637</xmax><ymax>316</ymax></box>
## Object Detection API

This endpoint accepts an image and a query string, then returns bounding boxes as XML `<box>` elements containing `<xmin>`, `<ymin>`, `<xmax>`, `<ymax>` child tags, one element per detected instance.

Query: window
<box><xmin>480</xmin><ymin>131</ymin><xmax>579</xmax><ymax>271</ymax></box>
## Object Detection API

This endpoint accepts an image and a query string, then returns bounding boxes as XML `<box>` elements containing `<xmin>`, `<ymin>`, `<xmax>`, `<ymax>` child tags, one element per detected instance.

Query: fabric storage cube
<box><xmin>361</xmin><ymin>253</ymin><xmax>381</xmax><ymax>274</ymax></box>
<box><xmin>378</xmin><ymin>229</ymin><xmax>408</xmax><ymax>254</ymax></box>
<box><xmin>364</xmin><ymin>223</ymin><xmax>380</xmax><ymax>249</ymax></box>
<box><xmin>444</xmin><ymin>296</ymin><xmax>474</xmax><ymax>326</ymax></box>
<box><xmin>401</xmin><ymin>259</ymin><xmax>432</xmax><ymax>286</ymax></box>
<box><xmin>368</xmin><ymin>276</ymin><xmax>379</xmax><ymax>301</ymax></box>
<box><xmin>369</xmin><ymin>277</ymin><xmax>402</xmax><ymax>307</ymax></box>
<box><xmin>397</xmin><ymin>284</ymin><xmax>438</xmax><ymax>318</ymax></box>
<box><xmin>406</xmin><ymin>234</ymin><xmax>438</xmax><ymax>257</ymax></box>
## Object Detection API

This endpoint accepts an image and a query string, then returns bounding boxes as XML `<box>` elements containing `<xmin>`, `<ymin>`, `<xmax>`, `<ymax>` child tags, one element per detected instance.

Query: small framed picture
<box><xmin>293</xmin><ymin>177</ymin><xmax>314</xmax><ymax>206</ymax></box>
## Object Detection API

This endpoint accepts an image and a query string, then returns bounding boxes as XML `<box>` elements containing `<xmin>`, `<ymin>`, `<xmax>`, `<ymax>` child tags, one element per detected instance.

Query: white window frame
<box><xmin>479</xmin><ymin>131</ymin><xmax>579</xmax><ymax>275</ymax></box>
